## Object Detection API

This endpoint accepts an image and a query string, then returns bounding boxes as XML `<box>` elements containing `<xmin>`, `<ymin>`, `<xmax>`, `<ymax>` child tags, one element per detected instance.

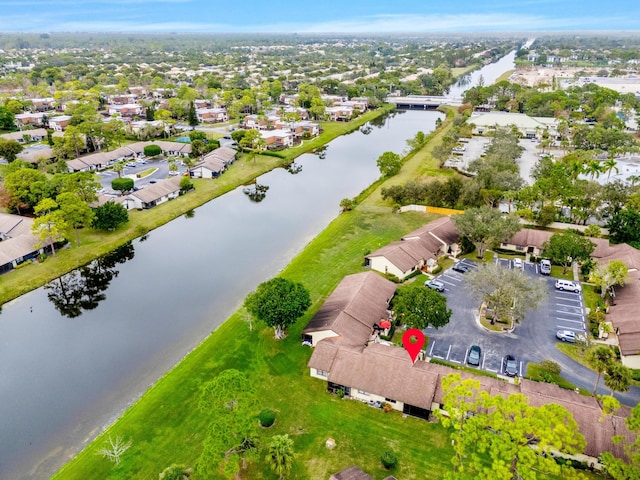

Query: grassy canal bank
<box><xmin>53</xmin><ymin>110</ymin><xmax>458</xmax><ymax>479</ymax></box>
<box><xmin>0</xmin><ymin>105</ymin><xmax>393</xmax><ymax>308</ymax></box>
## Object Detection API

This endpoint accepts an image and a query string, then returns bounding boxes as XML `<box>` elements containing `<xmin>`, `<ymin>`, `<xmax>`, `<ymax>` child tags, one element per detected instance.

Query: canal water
<box><xmin>0</xmin><ymin>110</ymin><xmax>443</xmax><ymax>478</ymax></box>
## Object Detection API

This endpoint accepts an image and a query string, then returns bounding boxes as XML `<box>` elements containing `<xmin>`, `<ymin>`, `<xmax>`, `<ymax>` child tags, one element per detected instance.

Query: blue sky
<box><xmin>0</xmin><ymin>0</ymin><xmax>638</xmax><ymax>33</ymax></box>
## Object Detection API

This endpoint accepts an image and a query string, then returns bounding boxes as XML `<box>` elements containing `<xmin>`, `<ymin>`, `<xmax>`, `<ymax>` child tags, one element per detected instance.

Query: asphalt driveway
<box><xmin>424</xmin><ymin>256</ymin><xmax>640</xmax><ymax>405</ymax></box>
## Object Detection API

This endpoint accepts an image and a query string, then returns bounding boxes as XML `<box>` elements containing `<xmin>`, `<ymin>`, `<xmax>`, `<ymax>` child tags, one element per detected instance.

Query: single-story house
<box><xmin>469</xmin><ymin>112</ymin><xmax>559</xmax><ymax>139</ymax></box>
<box><xmin>207</xmin><ymin>146</ymin><xmax>237</xmax><ymax>166</ymax></box>
<box><xmin>0</xmin><ymin>128</ymin><xmax>47</xmax><ymax>143</ymax></box>
<box><xmin>0</xmin><ymin>213</ymin><xmax>45</xmax><ymax>274</ymax></box>
<box><xmin>365</xmin><ymin>216</ymin><xmax>460</xmax><ymax>279</ymax></box>
<box><xmin>29</xmin><ymin>97</ymin><xmax>55</xmax><ymax>111</ymax></box>
<box><xmin>107</xmin><ymin>93</ymin><xmax>138</xmax><ymax>105</ymax></box>
<box><xmin>48</xmin><ymin>115</ymin><xmax>72</xmax><ymax>132</ymax></box>
<box><xmin>17</xmin><ymin>146</ymin><xmax>54</xmax><ymax>164</ymax></box>
<box><xmin>302</xmin><ymin>271</ymin><xmax>396</xmax><ymax>348</ymax></box>
<box><xmin>122</xmin><ymin>177</ymin><xmax>181</xmax><ymax>210</ymax></box>
<box><xmin>191</xmin><ymin>156</ymin><xmax>225</xmax><ymax>178</ymax></box>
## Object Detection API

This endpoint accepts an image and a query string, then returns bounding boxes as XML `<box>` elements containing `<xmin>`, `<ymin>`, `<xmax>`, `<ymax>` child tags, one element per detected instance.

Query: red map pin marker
<box><xmin>402</xmin><ymin>328</ymin><xmax>425</xmax><ymax>364</ymax></box>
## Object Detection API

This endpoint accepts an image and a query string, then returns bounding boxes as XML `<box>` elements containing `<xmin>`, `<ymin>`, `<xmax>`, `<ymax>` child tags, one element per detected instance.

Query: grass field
<box><xmin>53</xmin><ymin>208</ymin><xmax>459</xmax><ymax>480</ymax></box>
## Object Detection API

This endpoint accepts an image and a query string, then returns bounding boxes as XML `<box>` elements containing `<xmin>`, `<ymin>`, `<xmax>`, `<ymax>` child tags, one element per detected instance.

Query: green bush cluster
<box><xmin>380</xmin><ymin>451</ymin><xmax>398</xmax><ymax>470</ymax></box>
<box><xmin>258</xmin><ymin>409</ymin><xmax>276</xmax><ymax>428</ymax></box>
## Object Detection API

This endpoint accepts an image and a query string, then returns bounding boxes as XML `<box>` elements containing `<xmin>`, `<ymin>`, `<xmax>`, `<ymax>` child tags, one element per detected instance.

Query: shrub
<box><xmin>380</xmin><ymin>451</ymin><xmax>398</xmax><ymax>470</ymax></box>
<box><xmin>539</xmin><ymin>360</ymin><xmax>561</xmax><ymax>376</ymax></box>
<box><xmin>111</xmin><ymin>177</ymin><xmax>134</xmax><ymax>193</ymax></box>
<box><xmin>143</xmin><ymin>144</ymin><xmax>162</xmax><ymax>157</ymax></box>
<box><xmin>336</xmin><ymin>389</ymin><xmax>345</xmax><ymax>399</ymax></box>
<box><xmin>258</xmin><ymin>409</ymin><xmax>276</xmax><ymax>428</ymax></box>
<box><xmin>382</xmin><ymin>402</ymin><xmax>394</xmax><ymax>413</ymax></box>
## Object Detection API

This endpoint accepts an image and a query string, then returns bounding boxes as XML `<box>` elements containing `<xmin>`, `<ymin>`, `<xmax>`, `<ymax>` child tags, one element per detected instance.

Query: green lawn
<box><xmin>53</xmin><ymin>208</ymin><xmax>457</xmax><ymax>480</ymax></box>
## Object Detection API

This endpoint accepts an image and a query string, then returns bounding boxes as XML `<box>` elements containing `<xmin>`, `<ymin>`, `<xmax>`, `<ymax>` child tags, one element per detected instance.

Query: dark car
<box><xmin>452</xmin><ymin>263</ymin><xmax>469</xmax><ymax>273</ymax></box>
<box><xmin>467</xmin><ymin>345</ymin><xmax>481</xmax><ymax>366</ymax></box>
<box><xmin>503</xmin><ymin>355</ymin><xmax>518</xmax><ymax>377</ymax></box>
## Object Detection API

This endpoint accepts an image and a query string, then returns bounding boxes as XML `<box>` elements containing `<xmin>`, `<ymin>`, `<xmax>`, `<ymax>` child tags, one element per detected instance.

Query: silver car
<box><xmin>424</xmin><ymin>279</ymin><xmax>445</xmax><ymax>292</ymax></box>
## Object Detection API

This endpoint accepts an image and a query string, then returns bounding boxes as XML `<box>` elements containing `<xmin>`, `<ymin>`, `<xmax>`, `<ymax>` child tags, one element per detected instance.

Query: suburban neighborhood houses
<box><xmin>1</xmin><ymin>29</ymin><xmax>640</xmax><ymax>480</ymax></box>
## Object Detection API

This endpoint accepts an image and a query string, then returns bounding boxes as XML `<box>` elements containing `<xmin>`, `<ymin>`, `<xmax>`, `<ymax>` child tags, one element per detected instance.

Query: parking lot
<box><xmin>96</xmin><ymin>157</ymin><xmax>185</xmax><ymax>195</ymax></box>
<box><xmin>443</xmin><ymin>137</ymin><xmax>542</xmax><ymax>186</ymax></box>
<box><xmin>424</xmin><ymin>256</ymin><xmax>587</xmax><ymax>379</ymax></box>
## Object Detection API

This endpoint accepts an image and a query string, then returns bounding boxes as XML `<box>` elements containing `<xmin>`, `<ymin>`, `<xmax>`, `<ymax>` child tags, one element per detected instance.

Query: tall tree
<box><xmin>452</xmin><ymin>207</ymin><xmax>521</xmax><ymax>259</ymax></box>
<box><xmin>92</xmin><ymin>201</ymin><xmax>129</xmax><ymax>231</ymax></box>
<box><xmin>376</xmin><ymin>151</ymin><xmax>402</xmax><ymax>177</ymax></box>
<box><xmin>187</xmin><ymin>100</ymin><xmax>198</xmax><ymax>126</ymax></box>
<box><xmin>542</xmin><ymin>231</ymin><xmax>596</xmax><ymax>274</ymax></box>
<box><xmin>589</xmin><ymin>260</ymin><xmax>628</xmax><ymax>299</ymax></box>
<box><xmin>32</xmin><ymin>198</ymin><xmax>67</xmax><ymax>256</ymax></box>
<box><xmin>601</xmin><ymin>403</ymin><xmax>640</xmax><ymax>480</ymax></box>
<box><xmin>197</xmin><ymin>370</ymin><xmax>259</xmax><ymax>479</ymax></box>
<box><xmin>438</xmin><ymin>374</ymin><xmax>586</xmax><ymax>480</ymax></box>
<box><xmin>588</xmin><ymin>346</ymin><xmax>616</xmax><ymax>396</ymax></box>
<box><xmin>244</xmin><ymin>277</ymin><xmax>311</xmax><ymax>339</ymax></box>
<box><xmin>56</xmin><ymin>192</ymin><xmax>95</xmax><ymax>247</ymax></box>
<box><xmin>0</xmin><ymin>138</ymin><xmax>23</xmax><ymax>162</ymax></box>
<box><xmin>392</xmin><ymin>285</ymin><xmax>452</xmax><ymax>330</ymax></box>
<box><xmin>465</xmin><ymin>262</ymin><xmax>547</xmax><ymax>326</ymax></box>
<box><xmin>605</xmin><ymin>363</ymin><xmax>632</xmax><ymax>396</ymax></box>
<box><xmin>265</xmin><ymin>434</ymin><xmax>294</xmax><ymax>480</ymax></box>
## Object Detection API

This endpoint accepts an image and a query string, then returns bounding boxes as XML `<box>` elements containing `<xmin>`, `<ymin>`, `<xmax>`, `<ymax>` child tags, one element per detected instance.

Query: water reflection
<box><xmin>45</xmin><ymin>242</ymin><xmax>135</xmax><ymax>318</ymax></box>
<box><xmin>184</xmin><ymin>209</ymin><xmax>195</xmax><ymax>219</ymax></box>
<box><xmin>284</xmin><ymin>162</ymin><xmax>303</xmax><ymax>174</ymax></box>
<box><xmin>313</xmin><ymin>145</ymin><xmax>328</xmax><ymax>159</ymax></box>
<box><xmin>242</xmin><ymin>181</ymin><xmax>270</xmax><ymax>203</ymax></box>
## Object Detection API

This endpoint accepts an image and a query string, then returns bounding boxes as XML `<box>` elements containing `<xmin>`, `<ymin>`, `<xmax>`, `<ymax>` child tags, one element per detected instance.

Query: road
<box><xmin>96</xmin><ymin>157</ymin><xmax>185</xmax><ymax>195</ymax></box>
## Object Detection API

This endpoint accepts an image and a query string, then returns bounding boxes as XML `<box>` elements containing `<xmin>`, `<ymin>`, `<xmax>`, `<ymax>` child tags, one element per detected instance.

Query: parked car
<box><xmin>424</xmin><ymin>279</ymin><xmax>445</xmax><ymax>292</ymax></box>
<box><xmin>452</xmin><ymin>263</ymin><xmax>470</xmax><ymax>273</ymax></box>
<box><xmin>513</xmin><ymin>258</ymin><xmax>523</xmax><ymax>269</ymax></box>
<box><xmin>555</xmin><ymin>279</ymin><xmax>581</xmax><ymax>293</ymax></box>
<box><xmin>556</xmin><ymin>330</ymin><xmax>577</xmax><ymax>343</ymax></box>
<box><xmin>540</xmin><ymin>259</ymin><xmax>551</xmax><ymax>275</ymax></box>
<box><xmin>503</xmin><ymin>355</ymin><xmax>518</xmax><ymax>376</ymax></box>
<box><xmin>467</xmin><ymin>345</ymin><xmax>481</xmax><ymax>366</ymax></box>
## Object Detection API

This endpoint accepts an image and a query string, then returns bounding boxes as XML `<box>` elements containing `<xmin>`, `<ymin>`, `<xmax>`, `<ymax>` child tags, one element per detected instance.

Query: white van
<box><xmin>555</xmin><ymin>279</ymin><xmax>581</xmax><ymax>293</ymax></box>
<box><xmin>540</xmin><ymin>259</ymin><xmax>551</xmax><ymax>275</ymax></box>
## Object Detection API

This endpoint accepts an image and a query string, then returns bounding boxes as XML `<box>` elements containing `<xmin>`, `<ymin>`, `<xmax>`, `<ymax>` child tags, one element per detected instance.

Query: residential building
<box><xmin>107</xmin><ymin>103</ymin><xmax>144</xmax><ymax>117</ymax></box>
<box><xmin>260</xmin><ymin>129</ymin><xmax>293</xmax><ymax>149</ymax></box>
<box><xmin>469</xmin><ymin>112</ymin><xmax>559</xmax><ymax>138</ymax></box>
<box><xmin>122</xmin><ymin>177</ymin><xmax>181</xmax><ymax>210</ymax></box>
<box><xmin>0</xmin><ymin>213</ymin><xmax>45</xmax><ymax>274</ymax></box>
<box><xmin>14</xmin><ymin>111</ymin><xmax>47</xmax><ymax>128</ymax></box>
<box><xmin>0</xmin><ymin>128</ymin><xmax>47</xmax><ymax>143</ymax></box>
<box><xmin>364</xmin><ymin>217</ymin><xmax>460</xmax><ymax>279</ymax></box>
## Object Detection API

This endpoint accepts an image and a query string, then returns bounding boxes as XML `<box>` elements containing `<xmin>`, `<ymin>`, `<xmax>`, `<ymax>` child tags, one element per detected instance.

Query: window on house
<box><xmin>357</xmin><ymin>390</ymin><xmax>370</xmax><ymax>396</ymax></box>
<box><xmin>316</xmin><ymin>369</ymin><xmax>328</xmax><ymax>377</ymax></box>
<box><xmin>384</xmin><ymin>398</ymin><xmax>396</xmax><ymax>404</ymax></box>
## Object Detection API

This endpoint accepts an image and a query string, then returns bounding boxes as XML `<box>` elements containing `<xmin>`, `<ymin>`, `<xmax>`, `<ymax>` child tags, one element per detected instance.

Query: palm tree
<box><xmin>265</xmin><ymin>434</ymin><xmax>294</xmax><ymax>479</ymax></box>
<box><xmin>627</xmin><ymin>174</ymin><xmax>640</xmax><ymax>187</ymax></box>
<box><xmin>588</xmin><ymin>346</ymin><xmax>615</xmax><ymax>396</ymax></box>
<box><xmin>604</xmin><ymin>363</ymin><xmax>632</xmax><ymax>396</ymax></box>
<box><xmin>584</xmin><ymin>160</ymin><xmax>604</xmax><ymax>180</ymax></box>
<box><xmin>603</xmin><ymin>158</ymin><xmax>619</xmax><ymax>180</ymax></box>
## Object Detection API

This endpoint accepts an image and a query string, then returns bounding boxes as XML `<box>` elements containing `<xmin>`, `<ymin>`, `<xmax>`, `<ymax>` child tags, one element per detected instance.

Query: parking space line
<box><xmin>429</xmin><ymin>340</ymin><xmax>435</xmax><ymax>356</ymax></box>
<box><xmin>485</xmin><ymin>368</ymin><xmax>498</xmax><ymax>373</ymax></box>
<box><xmin>556</xmin><ymin>325</ymin><xmax>585</xmax><ymax>332</ymax></box>
<box><xmin>446</xmin><ymin>344</ymin><xmax>452</xmax><ymax>360</ymax></box>
<box><xmin>556</xmin><ymin>317</ymin><xmax>584</xmax><ymax>324</ymax></box>
<box><xmin>449</xmin><ymin>359</ymin><xmax>461</xmax><ymax>364</ymax></box>
<box><xmin>554</xmin><ymin>310</ymin><xmax>583</xmax><ymax>317</ymax></box>
<box><xmin>556</xmin><ymin>302</ymin><xmax>583</xmax><ymax>308</ymax></box>
<box><xmin>438</xmin><ymin>278</ymin><xmax>458</xmax><ymax>286</ymax></box>
<box><xmin>481</xmin><ymin>353</ymin><xmax>486</xmax><ymax>369</ymax></box>
<box><xmin>519</xmin><ymin>361</ymin><xmax>523</xmax><ymax>377</ymax></box>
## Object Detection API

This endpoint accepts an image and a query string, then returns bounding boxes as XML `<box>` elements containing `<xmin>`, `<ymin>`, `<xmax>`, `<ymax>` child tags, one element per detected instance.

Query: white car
<box><xmin>556</xmin><ymin>330</ymin><xmax>577</xmax><ymax>343</ymax></box>
<box><xmin>555</xmin><ymin>280</ymin><xmax>582</xmax><ymax>293</ymax></box>
<box><xmin>513</xmin><ymin>258</ymin><xmax>523</xmax><ymax>269</ymax></box>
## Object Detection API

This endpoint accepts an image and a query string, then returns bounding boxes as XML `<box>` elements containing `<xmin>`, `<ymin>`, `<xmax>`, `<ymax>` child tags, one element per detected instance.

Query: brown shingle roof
<box><xmin>365</xmin><ymin>239</ymin><xmax>433</xmax><ymax>273</ymax></box>
<box><xmin>329</xmin><ymin>466</ymin><xmax>374</xmax><ymax>480</ymax></box>
<box><xmin>327</xmin><ymin>343</ymin><xmax>439</xmax><ymax>410</ymax></box>
<box><xmin>128</xmin><ymin>177</ymin><xmax>180</xmax><ymax>203</ymax></box>
<box><xmin>302</xmin><ymin>271</ymin><xmax>396</xmax><ymax>348</ymax></box>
